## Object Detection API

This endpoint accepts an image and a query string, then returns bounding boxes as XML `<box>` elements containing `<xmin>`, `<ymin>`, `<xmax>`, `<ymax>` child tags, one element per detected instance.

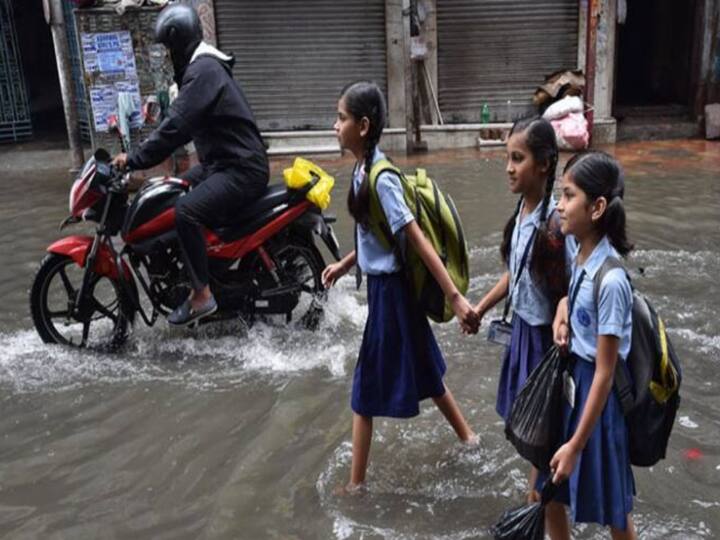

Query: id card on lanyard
<box><xmin>486</xmin><ymin>223</ymin><xmax>537</xmax><ymax>347</ymax></box>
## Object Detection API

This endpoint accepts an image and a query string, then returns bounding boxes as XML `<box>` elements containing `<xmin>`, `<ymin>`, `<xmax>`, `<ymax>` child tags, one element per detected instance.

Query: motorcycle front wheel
<box><xmin>30</xmin><ymin>253</ymin><xmax>133</xmax><ymax>349</ymax></box>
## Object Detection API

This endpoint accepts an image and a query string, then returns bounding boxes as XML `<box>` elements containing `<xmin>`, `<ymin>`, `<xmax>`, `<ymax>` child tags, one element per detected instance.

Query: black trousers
<box><xmin>176</xmin><ymin>164</ymin><xmax>268</xmax><ymax>290</ymax></box>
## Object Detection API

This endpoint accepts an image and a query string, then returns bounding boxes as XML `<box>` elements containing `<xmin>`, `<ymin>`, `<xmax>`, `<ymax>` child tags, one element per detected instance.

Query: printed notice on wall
<box><xmin>81</xmin><ymin>31</ymin><xmax>143</xmax><ymax>132</ymax></box>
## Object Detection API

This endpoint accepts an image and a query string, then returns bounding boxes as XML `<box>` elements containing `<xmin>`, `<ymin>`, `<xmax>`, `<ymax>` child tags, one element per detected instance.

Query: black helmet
<box><xmin>155</xmin><ymin>4</ymin><xmax>203</xmax><ymax>83</ymax></box>
<box><xmin>154</xmin><ymin>4</ymin><xmax>203</xmax><ymax>54</ymax></box>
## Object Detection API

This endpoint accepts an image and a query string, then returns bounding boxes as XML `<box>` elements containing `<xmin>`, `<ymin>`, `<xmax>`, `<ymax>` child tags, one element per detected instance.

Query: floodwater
<box><xmin>0</xmin><ymin>139</ymin><xmax>719</xmax><ymax>539</ymax></box>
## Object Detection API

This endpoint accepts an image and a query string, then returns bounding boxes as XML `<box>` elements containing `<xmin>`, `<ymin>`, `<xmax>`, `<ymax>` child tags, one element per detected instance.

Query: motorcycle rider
<box><xmin>113</xmin><ymin>4</ymin><xmax>269</xmax><ymax>326</ymax></box>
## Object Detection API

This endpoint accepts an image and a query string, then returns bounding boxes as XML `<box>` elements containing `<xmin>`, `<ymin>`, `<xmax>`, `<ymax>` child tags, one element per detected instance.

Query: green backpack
<box><xmin>367</xmin><ymin>158</ymin><xmax>469</xmax><ymax>323</ymax></box>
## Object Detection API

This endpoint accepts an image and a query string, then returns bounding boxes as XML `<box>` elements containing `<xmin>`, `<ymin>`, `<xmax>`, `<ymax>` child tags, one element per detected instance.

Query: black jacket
<box><xmin>128</xmin><ymin>53</ymin><xmax>268</xmax><ymax>176</ymax></box>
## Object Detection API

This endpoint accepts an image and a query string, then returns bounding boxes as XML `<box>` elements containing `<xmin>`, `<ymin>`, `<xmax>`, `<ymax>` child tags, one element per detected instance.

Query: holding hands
<box><xmin>451</xmin><ymin>293</ymin><xmax>480</xmax><ymax>335</ymax></box>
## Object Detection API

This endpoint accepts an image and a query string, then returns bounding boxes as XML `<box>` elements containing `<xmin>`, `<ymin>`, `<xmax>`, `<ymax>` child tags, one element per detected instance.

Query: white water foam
<box><xmin>679</xmin><ymin>416</ymin><xmax>700</xmax><ymax>429</ymax></box>
<box><xmin>0</xmin><ymin>280</ymin><xmax>367</xmax><ymax>394</ymax></box>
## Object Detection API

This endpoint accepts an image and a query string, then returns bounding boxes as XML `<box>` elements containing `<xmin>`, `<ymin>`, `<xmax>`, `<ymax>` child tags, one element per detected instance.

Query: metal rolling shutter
<box><xmin>0</xmin><ymin>0</ymin><xmax>32</xmax><ymax>143</ymax></box>
<box><xmin>215</xmin><ymin>0</ymin><xmax>387</xmax><ymax>131</ymax></box>
<box><xmin>437</xmin><ymin>0</ymin><xmax>578</xmax><ymax>123</ymax></box>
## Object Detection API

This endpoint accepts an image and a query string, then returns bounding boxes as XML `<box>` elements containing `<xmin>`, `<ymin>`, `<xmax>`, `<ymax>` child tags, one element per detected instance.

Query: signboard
<box><xmin>81</xmin><ymin>31</ymin><xmax>143</xmax><ymax>132</ymax></box>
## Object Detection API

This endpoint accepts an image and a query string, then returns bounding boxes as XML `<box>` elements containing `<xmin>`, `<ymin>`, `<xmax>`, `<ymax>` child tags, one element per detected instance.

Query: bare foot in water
<box><xmin>333</xmin><ymin>482</ymin><xmax>367</xmax><ymax>497</ymax></box>
<box><xmin>462</xmin><ymin>433</ymin><xmax>480</xmax><ymax>446</ymax></box>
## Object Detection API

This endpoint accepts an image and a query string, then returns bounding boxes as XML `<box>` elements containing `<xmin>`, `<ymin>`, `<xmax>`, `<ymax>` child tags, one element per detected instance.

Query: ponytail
<box><xmin>602</xmin><ymin>192</ymin><xmax>633</xmax><ymax>256</ymax></box>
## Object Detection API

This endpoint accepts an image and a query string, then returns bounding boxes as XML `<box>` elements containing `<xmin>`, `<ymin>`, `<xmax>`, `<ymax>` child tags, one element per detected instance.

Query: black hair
<box><xmin>341</xmin><ymin>81</ymin><xmax>387</xmax><ymax>227</ymax></box>
<box><xmin>563</xmin><ymin>151</ymin><xmax>633</xmax><ymax>256</ymax></box>
<box><xmin>500</xmin><ymin>117</ymin><xmax>566</xmax><ymax>302</ymax></box>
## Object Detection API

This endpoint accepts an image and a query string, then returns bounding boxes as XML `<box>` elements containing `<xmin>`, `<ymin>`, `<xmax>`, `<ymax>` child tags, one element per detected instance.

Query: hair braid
<box><xmin>342</xmin><ymin>81</ymin><xmax>387</xmax><ymax>228</ymax></box>
<box><xmin>501</xmin><ymin>116</ymin><xmax>566</xmax><ymax>305</ymax></box>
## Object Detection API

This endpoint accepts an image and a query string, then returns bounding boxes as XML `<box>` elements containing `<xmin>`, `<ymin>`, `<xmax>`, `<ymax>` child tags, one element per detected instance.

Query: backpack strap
<box><xmin>368</xmin><ymin>158</ymin><xmax>405</xmax><ymax>251</ymax></box>
<box><xmin>592</xmin><ymin>256</ymin><xmax>634</xmax><ymax>415</ymax></box>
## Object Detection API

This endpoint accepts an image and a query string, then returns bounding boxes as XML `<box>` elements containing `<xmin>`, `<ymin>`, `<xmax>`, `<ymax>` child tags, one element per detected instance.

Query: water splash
<box><xmin>0</xmin><ymin>281</ymin><xmax>367</xmax><ymax>394</ymax></box>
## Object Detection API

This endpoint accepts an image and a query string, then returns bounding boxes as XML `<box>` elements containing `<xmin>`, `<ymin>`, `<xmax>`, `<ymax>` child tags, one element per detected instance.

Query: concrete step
<box><xmin>615</xmin><ymin>104</ymin><xmax>690</xmax><ymax>119</ymax></box>
<box><xmin>617</xmin><ymin>118</ymin><xmax>700</xmax><ymax>141</ymax></box>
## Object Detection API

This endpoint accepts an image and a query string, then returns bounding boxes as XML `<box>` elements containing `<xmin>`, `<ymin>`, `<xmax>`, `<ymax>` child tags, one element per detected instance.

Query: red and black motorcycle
<box><xmin>30</xmin><ymin>149</ymin><xmax>341</xmax><ymax>348</ymax></box>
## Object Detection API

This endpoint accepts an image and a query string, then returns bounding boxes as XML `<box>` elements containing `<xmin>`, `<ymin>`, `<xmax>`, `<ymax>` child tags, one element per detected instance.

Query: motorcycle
<box><xmin>30</xmin><ymin>149</ymin><xmax>341</xmax><ymax>349</ymax></box>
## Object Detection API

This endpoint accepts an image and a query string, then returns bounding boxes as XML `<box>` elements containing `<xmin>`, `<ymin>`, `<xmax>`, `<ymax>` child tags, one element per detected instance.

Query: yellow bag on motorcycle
<box><xmin>283</xmin><ymin>157</ymin><xmax>335</xmax><ymax>210</ymax></box>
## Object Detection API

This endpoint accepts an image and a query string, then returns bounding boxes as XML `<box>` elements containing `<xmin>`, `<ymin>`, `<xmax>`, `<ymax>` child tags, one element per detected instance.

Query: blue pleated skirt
<box><xmin>538</xmin><ymin>355</ymin><xmax>636</xmax><ymax>531</ymax></box>
<box><xmin>495</xmin><ymin>313</ymin><xmax>553</xmax><ymax>422</ymax></box>
<box><xmin>351</xmin><ymin>273</ymin><xmax>447</xmax><ymax>418</ymax></box>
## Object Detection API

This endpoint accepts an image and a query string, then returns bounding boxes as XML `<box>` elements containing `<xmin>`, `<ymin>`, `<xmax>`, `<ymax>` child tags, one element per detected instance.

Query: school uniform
<box><xmin>351</xmin><ymin>148</ymin><xmax>447</xmax><ymax>418</ymax></box>
<box><xmin>496</xmin><ymin>198</ymin><xmax>570</xmax><ymax>421</ymax></box>
<box><xmin>540</xmin><ymin>235</ymin><xmax>635</xmax><ymax>531</ymax></box>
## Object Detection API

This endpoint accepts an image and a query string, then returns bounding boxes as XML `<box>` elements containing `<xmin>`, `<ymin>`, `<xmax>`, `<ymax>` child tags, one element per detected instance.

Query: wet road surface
<box><xmin>0</xmin><ymin>139</ymin><xmax>719</xmax><ymax>538</ymax></box>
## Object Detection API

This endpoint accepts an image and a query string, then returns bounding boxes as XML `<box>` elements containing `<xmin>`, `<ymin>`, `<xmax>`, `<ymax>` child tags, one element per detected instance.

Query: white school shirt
<box><xmin>568</xmin><ymin>236</ymin><xmax>633</xmax><ymax>362</ymax></box>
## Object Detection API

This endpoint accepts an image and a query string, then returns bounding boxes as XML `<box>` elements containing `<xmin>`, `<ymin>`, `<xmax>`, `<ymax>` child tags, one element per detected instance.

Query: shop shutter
<box><xmin>0</xmin><ymin>0</ymin><xmax>32</xmax><ymax>143</ymax></box>
<box><xmin>437</xmin><ymin>0</ymin><xmax>579</xmax><ymax>123</ymax></box>
<box><xmin>215</xmin><ymin>0</ymin><xmax>387</xmax><ymax>131</ymax></box>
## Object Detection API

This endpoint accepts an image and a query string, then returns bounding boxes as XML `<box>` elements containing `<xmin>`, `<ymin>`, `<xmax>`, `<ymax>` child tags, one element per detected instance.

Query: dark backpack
<box><xmin>593</xmin><ymin>257</ymin><xmax>682</xmax><ymax>467</ymax></box>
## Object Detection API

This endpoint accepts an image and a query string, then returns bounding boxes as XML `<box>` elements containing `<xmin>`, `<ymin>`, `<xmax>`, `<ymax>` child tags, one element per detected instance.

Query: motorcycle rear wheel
<box><xmin>30</xmin><ymin>253</ymin><xmax>132</xmax><ymax>349</ymax></box>
<box><xmin>274</xmin><ymin>235</ymin><xmax>326</xmax><ymax>329</ymax></box>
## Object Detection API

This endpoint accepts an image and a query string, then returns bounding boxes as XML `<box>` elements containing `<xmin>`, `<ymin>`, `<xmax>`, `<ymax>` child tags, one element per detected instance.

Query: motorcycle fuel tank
<box><xmin>121</xmin><ymin>178</ymin><xmax>188</xmax><ymax>243</ymax></box>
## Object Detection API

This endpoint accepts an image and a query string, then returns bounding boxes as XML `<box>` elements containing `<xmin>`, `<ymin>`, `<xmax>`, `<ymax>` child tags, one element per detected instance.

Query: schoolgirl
<box><xmin>474</xmin><ymin>117</ymin><xmax>568</xmax><ymax>499</ymax></box>
<box><xmin>544</xmin><ymin>151</ymin><xmax>636</xmax><ymax>539</ymax></box>
<box><xmin>322</xmin><ymin>81</ymin><xmax>480</xmax><ymax>492</ymax></box>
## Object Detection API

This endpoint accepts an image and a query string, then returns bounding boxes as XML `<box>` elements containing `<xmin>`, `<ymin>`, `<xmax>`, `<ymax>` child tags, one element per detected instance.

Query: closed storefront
<box><xmin>437</xmin><ymin>0</ymin><xmax>579</xmax><ymax>123</ymax></box>
<box><xmin>214</xmin><ymin>0</ymin><xmax>388</xmax><ymax>131</ymax></box>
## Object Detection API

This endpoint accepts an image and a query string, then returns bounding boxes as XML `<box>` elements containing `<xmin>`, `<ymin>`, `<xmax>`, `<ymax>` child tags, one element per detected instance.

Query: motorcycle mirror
<box><xmin>143</xmin><ymin>95</ymin><xmax>162</xmax><ymax>125</ymax></box>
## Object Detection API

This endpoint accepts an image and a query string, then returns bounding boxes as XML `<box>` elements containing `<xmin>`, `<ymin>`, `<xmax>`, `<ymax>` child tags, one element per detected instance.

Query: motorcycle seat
<box><xmin>213</xmin><ymin>184</ymin><xmax>297</xmax><ymax>241</ymax></box>
<box><xmin>234</xmin><ymin>184</ymin><xmax>293</xmax><ymax>221</ymax></box>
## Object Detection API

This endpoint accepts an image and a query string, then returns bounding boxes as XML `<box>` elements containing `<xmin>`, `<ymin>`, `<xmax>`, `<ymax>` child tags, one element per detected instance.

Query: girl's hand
<box><xmin>554</xmin><ymin>320</ymin><xmax>569</xmax><ymax>351</ymax></box>
<box><xmin>321</xmin><ymin>261</ymin><xmax>349</xmax><ymax>289</ymax></box>
<box><xmin>473</xmin><ymin>302</ymin><xmax>487</xmax><ymax>324</ymax></box>
<box><xmin>552</xmin><ymin>296</ymin><xmax>569</xmax><ymax>352</ymax></box>
<box><xmin>550</xmin><ymin>442</ymin><xmax>580</xmax><ymax>484</ymax></box>
<box><xmin>452</xmin><ymin>294</ymin><xmax>480</xmax><ymax>334</ymax></box>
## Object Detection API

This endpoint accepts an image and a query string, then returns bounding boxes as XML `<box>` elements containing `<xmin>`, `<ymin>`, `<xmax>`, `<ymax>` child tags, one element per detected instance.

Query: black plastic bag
<box><xmin>504</xmin><ymin>345</ymin><xmax>567</xmax><ymax>472</ymax></box>
<box><xmin>491</xmin><ymin>480</ymin><xmax>558</xmax><ymax>540</ymax></box>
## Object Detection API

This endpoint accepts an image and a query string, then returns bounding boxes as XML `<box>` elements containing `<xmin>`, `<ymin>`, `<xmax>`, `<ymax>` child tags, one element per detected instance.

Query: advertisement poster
<box><xmin>81</xmin><ymin>31</ymin><xmax>143</xmax><ymax>133</ymax></box>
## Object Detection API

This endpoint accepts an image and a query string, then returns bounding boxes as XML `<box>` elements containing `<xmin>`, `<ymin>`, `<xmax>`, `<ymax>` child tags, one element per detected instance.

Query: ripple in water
<box><xmin>316</xmin><ymin>412</ymin><xmax>531</xmax><ymax>539</ymax></box>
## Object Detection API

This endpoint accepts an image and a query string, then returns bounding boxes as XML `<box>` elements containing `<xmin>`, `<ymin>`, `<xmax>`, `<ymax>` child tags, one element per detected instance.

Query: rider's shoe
<box><xmin>168</xmin><ymin>295</ymin><xmax>218</xmax><ymax>326</ymax></box>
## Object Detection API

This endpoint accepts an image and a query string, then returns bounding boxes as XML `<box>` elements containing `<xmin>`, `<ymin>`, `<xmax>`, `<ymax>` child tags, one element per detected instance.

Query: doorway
<box><xmin>12</xmin><ymin>0</ymin><xmax>65</xmax><ymax>140</ymax></box>
<box><xmin>614</xmin><ymin>0</ymin><xmax>701</xmax><ymax>137</ymax></box>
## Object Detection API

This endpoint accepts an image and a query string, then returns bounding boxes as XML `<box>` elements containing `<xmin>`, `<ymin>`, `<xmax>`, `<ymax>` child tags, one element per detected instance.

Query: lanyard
<box><xmin>502</xmin><ymin>226</ymin><xmax>537</xmax><ymax>321</ymax></box>
<box><xmin>567</xmin><ymin>268</ymin><xmax>586</xmax><ymax>337</ymax></box>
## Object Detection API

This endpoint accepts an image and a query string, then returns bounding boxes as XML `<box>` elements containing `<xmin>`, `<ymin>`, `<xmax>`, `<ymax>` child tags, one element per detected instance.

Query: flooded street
<box><xmin>0</xmin><ymin>139</ymin><xmax>719</xmax><ymax>539</ymax></box>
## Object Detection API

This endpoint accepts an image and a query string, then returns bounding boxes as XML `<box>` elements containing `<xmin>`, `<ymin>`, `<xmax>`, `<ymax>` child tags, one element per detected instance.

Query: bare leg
<box><xmin>432</xmin><ymin>384</ymin><xmax>476</xmax><ymax>442</ymax></box>
<box><xmin>610</xmin><ymin>515</ymin><xmax>638</xmax><ymax>540</ymax></box>
<box><xmin>545</xmin><ymin>501</ymin><xmax>571</xmax><ymax>540</ymax></box>
<box><xmin>349</xmin><ymin>413</ymin><xmax>373</xmax><ymax>486</ymax></box>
